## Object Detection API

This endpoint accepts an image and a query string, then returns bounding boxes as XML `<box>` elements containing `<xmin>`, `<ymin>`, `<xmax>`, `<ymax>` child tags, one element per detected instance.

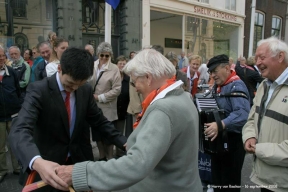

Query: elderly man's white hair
<box><xmin>257</xmin><ymin>36</ymin><xmax>288</xmax><ymax>63</ymax></box>
<box><xmin>9</xmin><ymin>46</ymin><xmax>21</xmax><ymax>53</ymax></box>
<box><xmin>123</xmin><ymin>49</ymin><xmax>176</xmax><ymax>79</ymax></box>
<box><xmin>85</xmin><ymin>44</ymin><xmax>94</xmax><ymax>55</ymax></box>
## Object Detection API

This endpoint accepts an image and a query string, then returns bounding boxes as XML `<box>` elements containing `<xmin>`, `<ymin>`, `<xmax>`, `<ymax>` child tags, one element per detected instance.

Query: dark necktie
<box><xmin>65</xmin><ymin>91</ymin><xmax>71</xmax><ymax>126</ymax></box>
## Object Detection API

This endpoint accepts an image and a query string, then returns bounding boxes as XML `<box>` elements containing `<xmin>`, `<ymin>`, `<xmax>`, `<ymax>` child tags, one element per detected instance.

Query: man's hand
<box><xmin>93</xmin><ymin>94</ymin><xmax>99</xmax><ymax>101</ymax></box>
<box><xmin>56</xmin><ymin>165</ymin><xmax>73</xmax><ymax>186</ymax></box>
<box><xmin>244</xmin><ymin>137</ymin><xmax>257</xmax><ymax>153</ymax></box>
<box><xmin>32</xmin><ymin>158</ymin><xmax>69</xmax><ymax>191</ymax></box>
<box><xmin>204</xmin><ymin>122</ymin><xmax>218</xmax><ymax>141</ymax></box>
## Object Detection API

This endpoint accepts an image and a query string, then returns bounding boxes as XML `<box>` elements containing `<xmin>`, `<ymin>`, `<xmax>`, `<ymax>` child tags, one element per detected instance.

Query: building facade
<box><xmin>0</xmin><ymin>0</ymin><xmax>143</xmax><ymax>58</ymax></box>
<box><xmin>244</xmin><ymin>0</ymin><xmax>288</xmax><ymax>58</ymax></box>
<box><xmin>147</xmin><ymin>0</ymin><xmax>246</xmax><ymax>62</ymax></box>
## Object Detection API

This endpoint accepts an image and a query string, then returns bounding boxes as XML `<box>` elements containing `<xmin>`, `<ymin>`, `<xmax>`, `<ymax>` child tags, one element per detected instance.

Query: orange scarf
<box><xmin>217</xmin><ymin>70</ymin><xmax>240</xmax><ymax>93</ymax></box>
<box><xmin>133</xmin><ymin>76</ymin><xmax>176</xmax><ymax>129</ymax></box>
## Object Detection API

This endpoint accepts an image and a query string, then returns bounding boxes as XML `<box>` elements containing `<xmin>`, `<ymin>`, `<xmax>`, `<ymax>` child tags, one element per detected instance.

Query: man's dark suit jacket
<box><xmin>8</xmin><ymin>73</ymin><xmax>127</xmax><ymax>175</ymax></box>
<box><xmin>34</xmin><ymin>60</ymin><xmax>47</xmax><ymax>81</ymax></box>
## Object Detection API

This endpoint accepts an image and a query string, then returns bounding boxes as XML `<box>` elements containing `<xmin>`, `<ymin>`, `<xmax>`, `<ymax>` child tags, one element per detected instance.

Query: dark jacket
<box><xmin>0</xmin><ymin>66</ymin><xmax>21</xmax><ymax>121</ymax></box>
<box><xmin>9</xmin><ymin>73</ymin><xmax>127</xmax><ymax>174</ymax></box>
<box><xmin>235</xmin><ymin>64</ymin><xmax>263</xmax><ymax>104</ymax></box>
<box><xmin>117</xmin><ymin>74</ymin><xmax>130</xmax><ymax>120</ymax></box>
<box><xmin>34</xmin><ymin>60</ymin><xmax>47</xmax><ymax>81</ymax></box>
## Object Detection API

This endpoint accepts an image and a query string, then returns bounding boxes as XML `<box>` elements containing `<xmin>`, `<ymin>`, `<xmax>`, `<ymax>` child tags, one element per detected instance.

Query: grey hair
<box><xmin>96</xmin><ymin>42</ymin><xmax>113</xmax><ymax>56</ymax></box>
<box><xmin>165</xmin><ymin>51</ymin><xmax>178</xmax><ymax>63</ymax></box>
<box><xmin>257</xmin><ymin>36</ymin><xmax>288</xmax><ymax>63</ymax></box>
<box><xmin>85</xmin><ymin>44</ymin><xmax>94</xmax><ymax>54</ymax></box>
<box><xmin>123</xmin><ymin>49</ymin><xmax>176</xmax><ymax>79</ymax></box>
<box><xmin>37</xmin><ymin>41</ymin><xmax>52</xmax><ymax>51</ymax></box>
<box><xmin>9</xmin><ymin>46</ymin><xmax>21</xmax><ymax>53</ymax></box>
<box><xmin>142</xmin><ymin>45</ymin><xmax>152</xmax><ymax>50</ymax></box>
<box><xmin>247</xmin><ymin>56</ymin><xmax>255</xmax><ymax>66</ymax></box>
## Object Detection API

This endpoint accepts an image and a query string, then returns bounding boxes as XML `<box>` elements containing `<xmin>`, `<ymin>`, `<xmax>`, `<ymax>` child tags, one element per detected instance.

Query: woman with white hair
<box><xmin>57</xmin><ymin>48</ymin><xmax>202</xmax><ymax>192</ymax></box>
<box><xmin>89</xmin><ymin>42</ymin><xmax>121</xmax><ymax>161</ymax></box>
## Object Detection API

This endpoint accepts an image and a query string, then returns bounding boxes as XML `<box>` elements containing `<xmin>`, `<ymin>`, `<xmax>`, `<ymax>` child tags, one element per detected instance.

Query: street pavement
<box><xmin>0</xmin><ymin>144</ymin><xmax>261</xmax><ymax>192</ymax></box>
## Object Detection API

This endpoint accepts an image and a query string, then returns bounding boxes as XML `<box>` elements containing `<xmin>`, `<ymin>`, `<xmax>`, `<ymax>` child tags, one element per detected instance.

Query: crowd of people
<box><xmin>0</xmin><ymin>33</ymin><xmax>286</xmax><ymax>192</ymax></box>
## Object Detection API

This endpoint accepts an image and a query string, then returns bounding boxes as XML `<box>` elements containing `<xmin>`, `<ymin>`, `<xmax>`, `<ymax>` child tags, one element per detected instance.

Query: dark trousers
<box><xmin>211</xmin><ymin>134</ymin><xmax>246</xmax><ymax>192</ymax></box>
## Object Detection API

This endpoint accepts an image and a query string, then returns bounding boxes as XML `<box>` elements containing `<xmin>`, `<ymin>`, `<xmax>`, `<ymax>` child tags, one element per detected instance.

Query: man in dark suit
<box><xmin>8</xmin><ymin>47</ymin><xmax>127</xmax><ymax>191</ymax></box>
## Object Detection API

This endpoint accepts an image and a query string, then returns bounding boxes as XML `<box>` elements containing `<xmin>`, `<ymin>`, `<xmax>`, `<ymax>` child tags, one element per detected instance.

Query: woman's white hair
<box><xmin>257</xmin><ymin>36</ymin><xmax>288</xmax><ymax>63</ymax></box>
<box><xmin>123</xmin><ymin>48</ymin><xmax>176</xmax><ymax>79</ymax></box>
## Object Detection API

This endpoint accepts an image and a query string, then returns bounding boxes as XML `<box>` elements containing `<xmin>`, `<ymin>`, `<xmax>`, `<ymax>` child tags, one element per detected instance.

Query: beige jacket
<box><xmin>242</xmin><ymin>78</ymin><xmax>288</xmax><ymax>192</ymax></box>
<box><xmin>89</xmin><ymin>59</ymin><xmax>121</xmax><ymax>121</ymax></box>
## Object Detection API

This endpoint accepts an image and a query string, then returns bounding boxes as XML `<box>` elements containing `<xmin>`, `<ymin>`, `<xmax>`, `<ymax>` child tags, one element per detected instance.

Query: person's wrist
<box><xmin>32</xmin><ymin>157</ymin><xmax>42</xmax><ymax>171</ymax></box>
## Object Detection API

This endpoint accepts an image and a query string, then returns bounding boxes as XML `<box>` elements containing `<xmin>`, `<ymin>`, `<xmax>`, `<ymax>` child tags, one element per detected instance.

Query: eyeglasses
<box><xmin>32</xmin><ymin>52</ymin><xmax>37</xmax><ymax>54</ymax></box>
<box><xmin>130</xmin><ymin>77</ymin><xmax>140</xmax><ymax>87</ymax></box>
<box><xmin>100</xmin><ymin>54</ymin><xmax>110</xmax><ymax>58</ymax></box>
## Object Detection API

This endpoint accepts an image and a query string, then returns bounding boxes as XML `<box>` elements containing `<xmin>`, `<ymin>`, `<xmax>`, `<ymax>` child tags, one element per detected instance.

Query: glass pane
<box><xmin>231</xmin><ymin>0</ymin><xmax>236</xmax><ymax>11</ymax></box>
<box><xmin>258</xmin><ymin>13</ymin><xmax>264</xmax><ymax>26</ymax></box>
<box><xmin>225</xmin><ymin>0</ymin><xmax>230</xmax><ymax>9</ymax></box>
<box><xmin>201</xmin><ymin>19</ymin><xmax>208</xmax><ymax>35</ymax></box>
<box><xmin>277</xmin><ymin>18</ymin><xmax>281</xmax><ymax>30</ymax></box>
<box><xmin>272</xmin><ymin>17</ymin><xmax>276</xmax><ymax>28</ymax></box>
<box><xmin>255</xmin><ymin>13</ymin><xmax>258</xmax><ymax>24</ymax></box>
<box><xmin>213</xmin><ymin>22</ymin><xmax>239</xmax><ymax>58</ymax></box>
<box><xmin>271</xmin><ymin>29</ymin><xmax>275</xmax><ymax>36</ymax></box>
<box><xmin>253</xmin><ymin>26</ymin><xmax>263</xmax><ymax>53</ymax></box>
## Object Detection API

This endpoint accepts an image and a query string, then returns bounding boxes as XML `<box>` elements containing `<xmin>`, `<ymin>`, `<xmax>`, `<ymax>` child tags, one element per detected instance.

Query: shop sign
<box><xmin>194</xmin><ymin>6</ymin><xmax>237</xmax><ymax>21</ymax></box>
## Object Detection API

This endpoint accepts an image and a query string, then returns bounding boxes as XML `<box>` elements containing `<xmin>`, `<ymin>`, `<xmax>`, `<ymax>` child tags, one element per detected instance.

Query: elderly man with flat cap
<box><xmin>205</xmin><ymin>54</ymin><xmax>250</xmax><ymax>191</ymax></box>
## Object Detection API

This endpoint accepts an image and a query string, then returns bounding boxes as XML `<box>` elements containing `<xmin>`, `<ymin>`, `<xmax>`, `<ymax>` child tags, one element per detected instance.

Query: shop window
<box><xmin>253</xmin><ymin>11</ymin><xmax>264</xmax><ymax>53</ymax></box>
<box><xmin>201</xmin><ymin>19</ymin><xmax>208</xmax><ymax>35</ymax></box>
<box><xmin>225</xmin><ymin>0</ymin><xmax>236</xmax><ymax>11</ymax></box>
<box><xmin>12</xmin><ymin>0</ymin><xmax>27</xmax><ymax>18</ymax></box>
<box><xmin>46</xmin><ymin>0</ymin><xmax>53</xmax><ymax>20</ymax></box>
<box><xmin>271</xmin><ymin>16</ymin><xmax>281</xmax><ymax>38</ymax></box>
<box><xmin>198</xmin><ymin>0</ymin><xmax>209</xmax><ymax>3</ymax></box>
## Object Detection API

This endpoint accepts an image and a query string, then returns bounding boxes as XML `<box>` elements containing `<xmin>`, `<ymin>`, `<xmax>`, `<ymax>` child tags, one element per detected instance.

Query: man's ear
<box><xmin>278</xmin><ymin>51</ymin><xmax>285</xmax><ymax>63</ymax></box>
<box><xmin>58</xmin><ymin>64</ymin><xmax>62</xmax><ymax>72</ymax></box>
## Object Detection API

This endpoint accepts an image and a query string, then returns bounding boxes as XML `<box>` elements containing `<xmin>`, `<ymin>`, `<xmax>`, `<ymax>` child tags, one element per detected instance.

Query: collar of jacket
<box><xmin>94</xmin><ymin>59</ymin><xmax>113</xmax><ymax>71</ymax></box>
<box><xmin>1</xmin><ymin>65</ymin><xmax>10</xmax><ymax>76</ymax></box>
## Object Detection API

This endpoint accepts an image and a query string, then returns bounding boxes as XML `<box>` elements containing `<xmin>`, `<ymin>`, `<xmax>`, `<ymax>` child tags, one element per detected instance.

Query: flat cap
<box><xmin>207</xmin><ymin>54</ymin><xmax>229</xmax><ymax>72</ymax></box>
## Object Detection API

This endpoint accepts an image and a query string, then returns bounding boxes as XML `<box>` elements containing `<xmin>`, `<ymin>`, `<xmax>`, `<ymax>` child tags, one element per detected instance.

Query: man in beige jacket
<box><xmin>242</xmin><ymin>37</ymin><xmax>288</xmax><ymax>192</ymax></box>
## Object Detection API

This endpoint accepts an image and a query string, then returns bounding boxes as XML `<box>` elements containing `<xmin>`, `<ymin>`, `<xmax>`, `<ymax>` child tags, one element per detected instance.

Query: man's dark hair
<box><xmin>152</xmin><ymin>45</ymin><xmax>164</xmax><ymax>55</ymax></box>
<box><xmin>60</xmin><ymin>47</ymin><xmax>94</xmax><ymax>81</ymax></box>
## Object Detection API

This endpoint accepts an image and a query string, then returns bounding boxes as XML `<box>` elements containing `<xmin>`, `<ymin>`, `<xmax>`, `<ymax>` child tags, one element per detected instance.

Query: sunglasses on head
<box><xmin>100</xmin><ymin>54</ymin><xmax>110</xmax><ymax>58</ymax></box>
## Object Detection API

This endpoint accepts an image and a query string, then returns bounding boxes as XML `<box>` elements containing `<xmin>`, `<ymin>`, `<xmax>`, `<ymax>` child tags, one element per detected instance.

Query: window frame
<box><xmin>271</xmin><ymin>15</ymin><xmax>282</xmax><ymax>38</ymax></box>
<box><xmin>12</xmin><ymin>0</ymin><xmax>27</xmax><ymax>18</ymax></box>
<box><xmin>225</xmin><ymin>0</ymin><xmax>236</xmax><ymax>11</ymax></box>
<box><xmin>253</xmin><ymin>11</ymin><xmax>265</xmax><ymax>53</ymax></box>
<box><xmin>198</xmin><ymin>0</ymin><xmax>209</xmax><ymax>3</ymax></box>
